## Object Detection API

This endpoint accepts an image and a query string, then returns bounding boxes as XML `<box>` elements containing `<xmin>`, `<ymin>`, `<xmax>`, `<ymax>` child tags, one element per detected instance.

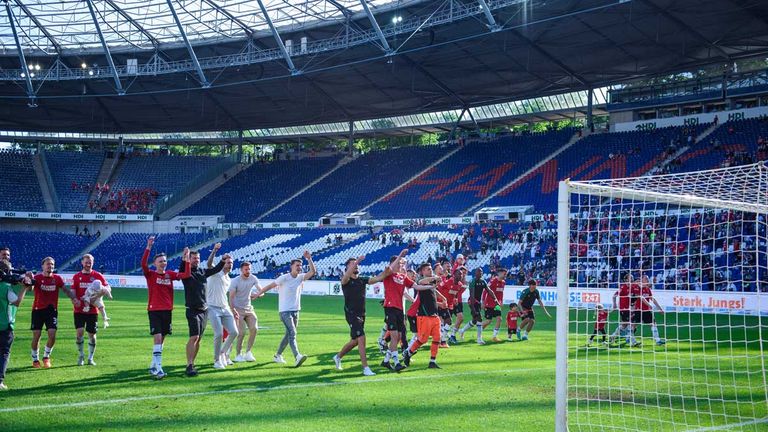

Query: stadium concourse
<box><xmin>1</xmin><ymin>0</ymin><xmax>768</xmax><ymax>431</ymax></box>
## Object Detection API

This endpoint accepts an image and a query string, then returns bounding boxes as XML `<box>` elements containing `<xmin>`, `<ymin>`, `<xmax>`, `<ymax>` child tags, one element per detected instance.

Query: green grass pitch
<box><xmin>1</xmin><ymin>288</ymin><xmax>765</xmax><ymax>431</ymax></box>
<box><xmin>0</xmin><ymin>288</ymin><xmax>551</xmax><ymax>431</ymax></box>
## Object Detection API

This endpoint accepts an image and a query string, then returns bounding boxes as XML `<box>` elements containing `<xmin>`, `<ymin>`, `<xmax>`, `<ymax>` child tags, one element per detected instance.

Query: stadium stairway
<box><xmin>158</xmin><ymin>162</ymin><xmax>251</xmax><ymax>219</ymax></box>
<box><xmin>462</xmin><ymin>129</ymin><xmax>585</xmax><ymax>216</ymax></box>
<box><xmin>358</xmin><ymin>145</ymin><xmax>464</xmax><ymax>214</ymax></box>
<box><xmin>32</xmin><ymin>153</ymin><xmax>57</xmax><ymax>212</ymax></box>
<box><xmin>86</xmin><ymin>155</ymin><xmax>120</xmax><ymax>211</ymax></box>
<box><xmin>57</xmin><ymin>231</ymin><xmax>112</xmax><ymax>270</ymax></box>
<box><xmin>647</xmin><ymin>122</ymin><xmax>722</xmax><ymax>175</ymax></box>
<box><xmin>254</xmin><ymin>156</ymin><xmax>353</xmax><ymax>222</ymax></box>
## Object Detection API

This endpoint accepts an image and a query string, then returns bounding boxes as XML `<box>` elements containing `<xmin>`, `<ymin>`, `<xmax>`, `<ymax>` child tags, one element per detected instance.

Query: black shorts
<box><xmin>345</xmin><ymin>311</ymin><xmax>366</xmax><ymax>339</ymax></box>
<box><xmin>31</xmin><ymin>306</ymin><xmax>58</xmax><ymax>331</ymax></box>
<box><xmin>438</xmin><ymin>308</ymin><xmax>452</xmax><ymax>325</ymax></box>
<box><xmin>620</xmin><ymin>310</ymin><xmax>631</xmax><ymax>323</ymax></box>
<box><xmin>148</xmin><ymin>310</ymin><xmax>173</xmax><ymax>336</ymax></box>
<box><xmin>407</xmin><ymin>315</ymin><xmax>418</xmax><ymax>333</ymax></box>
<box><xmin>521</xmin><ymin>308</ymin><xmax>535</xmax><ymax>321</ymax></box>
<box><xmin>186</xmin><ymin>308</ymin><xmax>207</xmax><ymax>337</ymax></box>
<box><xmin>451</xmin><ymin>302</ymin><xmax>464</xmax><ymax>315</ymax></box>
<box><xmin>469</xmin><ymin>302</ymin><xmax>482</xmax><ymax>323</ymax></box>
<box><xmin>632</xmin><ymin>310</ymin><xmax>654</xmax><ymax>324</ymax></box>
<box><xmin>484</xmin><ymin>307</ymin><xmax>502</xmax><ymax>320</ymax></box>
<box><xmin>74</xmin><ymin>313</ymin><xmax>98</xmax><ymax>334</ymax></box>
<box><xmin>384</xmin><ymin>307</ymin><xmax>406</xmax><ymax>333</ymax></box>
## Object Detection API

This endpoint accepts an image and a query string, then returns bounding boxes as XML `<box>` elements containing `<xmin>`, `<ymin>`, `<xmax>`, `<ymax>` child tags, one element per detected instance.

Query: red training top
<box><xmin>141</xmin><ymin>249</ymin><xmax>191</xmax><ymax>311</ymax></box>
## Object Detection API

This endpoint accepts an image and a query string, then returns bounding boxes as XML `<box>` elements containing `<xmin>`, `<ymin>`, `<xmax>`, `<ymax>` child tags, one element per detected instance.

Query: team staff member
<box><xmin>71</xmin><ymin>254</ymin><xmax>108</xmax><ymax>366</ymax></box>
<box><xmin>142</xmin><ymin>236</ymin><xmax>191</xmax><ymax>380</ymax></box>
<box><xmin>332</xmin><ymin>256</ymin><xmax>389</xmax><ymax>376</ymax></box>
<box><xmin>0</xmin><ymin>254</ymin><xmax>30</xmax><ymax>390</ymax></box>
<box><xmin>179</xmin><ymin>249</ymin><xmax>222</xmax><ymax>377</ymax></box>
<box><xmin>29</xmin><ymin>257</ymin><xmax>79</xmax><ymax>368</ymax></box>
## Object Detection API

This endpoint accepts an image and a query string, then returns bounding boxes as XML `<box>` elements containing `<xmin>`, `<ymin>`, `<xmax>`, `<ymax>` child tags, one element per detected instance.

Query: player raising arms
<box><xmin>205</xmin><ymin>244</ymin><xmax>238</xmax><ymax>369</ymax></box>
<box><xmin>448</xmin><ymin>267</ymin><xmax>467</xmax><ymax>344</ymax></box>
<box><xmin>255</xmin><ymin>251</ymin><xmax>316</xmax><ymax>368</ymax></box>
<box><xmin>71</xmin><ymin>254</ymin><xmax>108</xmax><ymax>366</ymax></box>
<box><xmin>518</xmin><ymin>279</ymin><xmax>551</xmax><ymax>341</ymax></box>
<box><xmin>379</xmin><ymin>249</ymin><xmax>414</xmax><ymax>372</ymax></box>
<box><xmin>437</xmin><ymin>268</ymin><xmax>462</xmax><ymax>347</ymax></box>
<box><xmin>29</xmin><ymin>257</ymin><xmax>79</xmax><ymax>368</ymax></box>
<box><xmin>142</xmin><ymin>236</ymin><xmax>191</xmax><ymax>379</ymax></box>
<box><xmin>402</xmin><ymin>263</ymin><xmax>449</xmax><ymax>369</ymax></box>
<box><xmin>332</xmin><ymin>256</ymin><xmax>391</xmax><ymax>376</ymax></box>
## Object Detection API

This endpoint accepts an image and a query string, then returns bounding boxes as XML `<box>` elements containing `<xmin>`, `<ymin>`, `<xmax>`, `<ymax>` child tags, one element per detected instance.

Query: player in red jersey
<box><xmin>142</xmin><ymin>236</ymin><xmax>191</xmax><ymax>379</ymax></box>
<box><xmin>448</xmin><ymin>267</ymin><xmax>467</xmax><ymax>344</ymax></box>
<box><xmin>610</xmin><ymin>273</ymin><xmax>652</xmax><ymax>347</ymax></box>
<box><xmin>437</xmin><ymin>269</ymin><xmax>462</xmax><ymax>347</ymax></box>
<box><xmin>506</xmin><ymin>302</ymin><xmax>521</xmax><ymax>341</ymax></box>
<box><xmin>28</xmin><ymin>257</ymin><xmax>78</xmax><ymax>368</ymax></box>
<box><xmin>587</xmin><ymin>304</ymin><xmax>609</xmax><ymax>346</ymax></box>
<box><xmin>71</xmin><ymin>254</ymin><xmax>109</xmax><ymax>366</ymax></box>
<box><xmin>635</xmin><ymin>275</ymin><xmax>666</xmax><ymax>346</ymax></box>
<box><xmin>380</xmin><ymin>249</ymin><xmax>414</xmax><ymax>372</ymax></box>
<box><xmin>481</xmin><ymin>268</ymin><xmax>507</xmax><ymax>342</ymax></box>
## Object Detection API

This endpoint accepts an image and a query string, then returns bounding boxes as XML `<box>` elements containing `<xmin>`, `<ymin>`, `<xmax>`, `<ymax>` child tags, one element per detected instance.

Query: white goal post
<box><xmin>555</xmin><ymin>162</ymin><xmax>768</xmax><ymax>432</ymax></box>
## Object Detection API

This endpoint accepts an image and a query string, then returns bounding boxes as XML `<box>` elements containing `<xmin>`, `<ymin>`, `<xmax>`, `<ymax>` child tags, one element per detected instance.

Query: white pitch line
<box><xmin>0</xmin><ymin>366</ymin><xmax>547</xmax><ymax>414</ymax></box>
<box><xmin>682</xmin><ymin>417</ymin><xmax>768</xmax><ymax>432</ymax></box>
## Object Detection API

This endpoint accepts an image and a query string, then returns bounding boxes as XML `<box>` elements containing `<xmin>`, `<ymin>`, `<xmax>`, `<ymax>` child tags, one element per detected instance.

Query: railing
<box><xmin>609</xmin><ymin>68</ymin><xmax>768</xmax><ymax>106</ymax></box>
<box><xmin>37</xmin><ymin>150</ymin><xmax>61</xmax><ymax>212</ymax></box>
<box><xmin>154</xmin><ymin>153</ymin><xmax>240</xmax><ymax>216</ymax></box>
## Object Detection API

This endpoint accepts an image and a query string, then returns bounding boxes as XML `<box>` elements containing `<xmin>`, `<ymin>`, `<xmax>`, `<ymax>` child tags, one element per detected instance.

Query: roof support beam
<box><xmin>477</xmin><ymin>0</ymin><xmax>501</xmax><ymax>31</ymax></box>
<box><xmin>165</xmin><ymin>0</ymin><xmax>209</xmax><ymax>87</ymax></box>
<box><xmin>103</xmin><ymin>0</ymin><xmax>159</xmax><ymax>47</ymax></box>
<box><xmin>327</xmin><ymin>0</ymin><xmax>354</xmax><ymax>17</ymax></box>
<box><xmin>509</xmin><ymin>29</ymin><xmax>590</xmax><ymax>87</ymax></box>
<box><xmin>4</xmin><ymin>0</ymin><xmax>36</xmax><ymax>107</ymax></box>
<box><xmin>202</xmin><ymin>0</ymin><xmax>255</xmax><ymax>36</ymax></box>
<box><xmin>85</xmin><ymin>0</ymin><xmax>124</xmax><ymax>95</ymax></box>
<box><xmin>359</xmin><ymin>0</ymin><xmax>391</xmax><ymax>52</ymax></box>
<box><xmin>12</xmin><ymin>0</ymin><xmax>62</xmax><ymax>54</ymax></box>
<box><xmin>255</xmin><ymin>0</ymin><xmax>297</xmax><ymax>74</ymax></box>
<box><xmin>638</xmin><ymin>0</ymin><xmax>731</xmax><ymax>61</ymax></box>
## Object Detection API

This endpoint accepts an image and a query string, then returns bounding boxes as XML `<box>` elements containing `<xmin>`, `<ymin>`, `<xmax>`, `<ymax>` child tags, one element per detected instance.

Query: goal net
<box><xmin>555</xmin><ymin>162</ymin><xmax>768</xmax><ymax>432</ymax></box>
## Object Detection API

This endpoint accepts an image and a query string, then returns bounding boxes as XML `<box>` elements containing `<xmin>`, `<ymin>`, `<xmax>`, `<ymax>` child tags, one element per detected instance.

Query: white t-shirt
<box><xmin>206</xmin><ymin>270</ymin><xmax>231</xmax><ymax>309</ymax></box>
<box><xmin>275</xmin><ymin>272</ymin><xmax>305</xmax><ymax>312</ymax></box>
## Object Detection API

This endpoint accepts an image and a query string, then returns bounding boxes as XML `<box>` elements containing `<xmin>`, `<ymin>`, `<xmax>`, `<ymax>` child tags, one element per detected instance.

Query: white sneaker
<box><xmin>77</xmin><ymin>355</ymin><xmax>85</xmax><ymax>366</ymax></box>
<box><xmin>333</xmin><ymin>354</ymin><xmax>342</xmax><ymax>370</ymax></box>
<box><xmin>273</xmin><ymin>354</ymin><xmax>286</xmax><ymax>364</ymax></box>
<box><xmin>213</xmin><ymin>361</ymin><xmax>226</xmax><ymax>369</ymax></box>
<box><xmin>0</xmin><ymin>382</ymin><xmax>7</xmax><ymax>390</ymax></box>
<box><xmin>155</xmin><ymin>368</ymin><xmax>166</xmax><ymax>380</ymax></box>
<box><xmin>88</xmin><ymin>358</ymin><xmax>96</xmax><ymax>366</ymax></box>
<box><xmin>477</xmin><ymin>339</ymin><xmax>486</xmax><ymax>345</ymax></box>
<box><xmin>225</xmin><ymin>356</ymin><xmax>234</xmax><ymax>366</ymax></box>
<box><xmin>294</xmin><ymin>354</ymin><xmax>308</xmax><ymax>368</ymax></box>
<box><xmin>234</xmin><ymin>354</ymin><xmax>246</xmax><ymax>363</ymax></box>
<box><xmin>244</xmin><ymin>351</ymin><xmax>256</xmax><ymax>362</ymax></box>
<box><xmin>362</xmin><ymin>367</ymin><xmax>375</xmax><ymax>376</ymax></box>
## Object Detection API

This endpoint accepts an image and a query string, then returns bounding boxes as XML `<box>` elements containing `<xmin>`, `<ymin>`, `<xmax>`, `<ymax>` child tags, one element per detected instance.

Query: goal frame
<box><xmin>555</xmin><ymin>163</ymin><xmax>768</xmax><ymax>432</ymax></box>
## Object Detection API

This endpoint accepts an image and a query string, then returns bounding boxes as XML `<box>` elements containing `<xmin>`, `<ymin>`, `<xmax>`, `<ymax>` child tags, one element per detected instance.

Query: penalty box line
<box><xmin>0</xmin><ymin>366</ymin><xmax>545</xmax><ymax>414</ymax></box>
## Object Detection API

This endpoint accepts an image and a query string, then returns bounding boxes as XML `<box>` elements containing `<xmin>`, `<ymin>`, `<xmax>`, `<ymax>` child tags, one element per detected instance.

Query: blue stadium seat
<box><xmin>0</xmin><ymin>150</ymin><xmax>46</xmax><ymax>211</ymax></box>
<box><xmin>45</xmin><ymin>150</ymin><xmax>105</xmax><ymax>212</ymax></box>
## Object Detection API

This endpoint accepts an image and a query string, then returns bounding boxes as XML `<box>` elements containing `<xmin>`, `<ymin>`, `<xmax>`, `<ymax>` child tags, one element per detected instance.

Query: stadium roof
<box><xmin>0</xmin><ymin>0</ymin><xmax>766</xmax><ymax>134</ymax></box>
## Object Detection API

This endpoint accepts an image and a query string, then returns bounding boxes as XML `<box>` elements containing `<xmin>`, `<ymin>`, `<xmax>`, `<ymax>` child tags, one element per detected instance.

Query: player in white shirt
<box><xmin>255</xmin><ymin>251</ymin><xmax>316</xmax><ymax>368</ymax></box>
<box><xmin>206</xmin><ymin>245</ymin><xmax>238</xmax><ymax>370</ymax></box>
<box><xmin>228</xmin><ymin>262</ymin><xmax>261</xmax><ymax>362</ymax></box>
